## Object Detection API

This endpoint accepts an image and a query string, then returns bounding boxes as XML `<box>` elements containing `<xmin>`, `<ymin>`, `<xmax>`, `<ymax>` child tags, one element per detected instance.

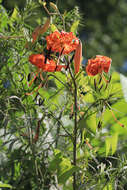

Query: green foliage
<box><xmin>49</xmin><ymin>149</ymin><xmax>80</xmax><ymax>184</ymax></box>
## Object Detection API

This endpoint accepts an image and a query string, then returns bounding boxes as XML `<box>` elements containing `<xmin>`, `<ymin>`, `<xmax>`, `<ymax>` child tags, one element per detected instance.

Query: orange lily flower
<box><xmin>86</xmin><ymin>55</ymin><xmax>112</xmax><ymax>76</ymax></box>
<box><xmin>46</xmin><ymin>31</ymin><xmax>79</xmax><ymax>55</ymax></box>
<box><xmin>29</xmin><ymin>54</ymin><xmax>67</xmax><ymax>72</ymax></box>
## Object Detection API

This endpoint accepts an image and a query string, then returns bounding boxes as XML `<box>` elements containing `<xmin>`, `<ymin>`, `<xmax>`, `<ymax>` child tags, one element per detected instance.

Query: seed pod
<box><xmin>74</xmin><ymin>41</ymin><xmax>82</xmax><ymax>74</ymax></box>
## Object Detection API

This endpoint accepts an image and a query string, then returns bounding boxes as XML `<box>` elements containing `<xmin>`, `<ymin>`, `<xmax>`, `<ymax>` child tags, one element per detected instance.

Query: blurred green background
<box><xmin>2</xmin><ymin>0</ymin><xmax>127</xmax><ymax>72</ymax></box>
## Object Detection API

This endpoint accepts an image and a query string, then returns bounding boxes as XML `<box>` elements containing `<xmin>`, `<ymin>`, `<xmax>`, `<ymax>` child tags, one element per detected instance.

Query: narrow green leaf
<box><xmin>0</xmin><ymin>183</ymin><xmax>12</xmax><ymax>188</ymax></box>
<box><xmin>11</xmin><ymin>7</ymin><xmax>19</xmax><ymax>21</ymax></box>
<box><xmin>111</xmin><ymin>133</ymin><xmax>118</xmax><ymax>155</ymax></box>
<box><xmin>106</xmin><ymin>134</ymin><xmax>118</xmax><ymax>156</ymax></box>
<box><xmin>105</xmin><ymin>137</ymin><xmax>111</xmax><ymax>156</ymax></box>
<box><xmin>54</xmin><ymin>72</ymin><xmax>66</xmax><ymax>89</ymax></box>
<box><xmin>70</xmin><ymin>20</ymin><xmax>79</xmax><ymax>34</ymax></box>
<box><xmin>103</xmin><ymin>183</ymin><xmax>112</xmax><ymax>190</ymax></box>
<box><xmin>38</xmin><ymin>88</ymin><xmax>53</xmax><ymax>99</ymax></box>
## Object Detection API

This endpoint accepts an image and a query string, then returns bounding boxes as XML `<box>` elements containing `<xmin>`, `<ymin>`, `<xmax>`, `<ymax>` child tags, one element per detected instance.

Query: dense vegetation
<box><xmin>1</xmin><ymin>0</ymin><xmax>127</xmax><ymax>190</ymax></box>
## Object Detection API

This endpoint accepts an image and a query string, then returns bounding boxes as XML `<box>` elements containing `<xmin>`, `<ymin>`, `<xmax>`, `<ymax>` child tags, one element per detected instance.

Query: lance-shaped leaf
<box><xmin>11</xmin><ymin>7</ymin><xmax>19</xmax><ymax>21</ymax></box>
<box><xmin>32</xmin><ymin>18</ymin><xmax>50</xmax><ymax>43</ymax></box>
<box><xmin>74</xmin><ymin>41</ymin><xmax>82</xmax><ymax>74</ymax></box>
<box><xmin>71</xmin><ymin>20</ymin><xmax>79</xmax><ymax>35</ymax></box>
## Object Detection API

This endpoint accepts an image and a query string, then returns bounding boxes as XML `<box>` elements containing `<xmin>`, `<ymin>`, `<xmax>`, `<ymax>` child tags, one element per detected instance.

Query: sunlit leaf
<box><xmin>0</xmin><ymin>182</ymin><xmax>12</xmax><ymax>188</ymax></box>
<box><xmin>86</xmin><ymin>113</ymin><xmax>97</xmax><ymax>133</ymax></box>
<box><xmin>54</xmin><ymin>72</ymin><xmax>66</xmax><ymax>89</ymax></box>
<box><xmin>103</xmin><ymin>183</ymin><xmax>113</xmax><ymax>190</ymax></box>
<box><xmin>11</xmin><ymin>7</ymin><xmax>19</xmax><ymax>21</ymax></box>
<box><xmin>70</xmin><ymin>20</ymin><xmax>79</xmax><ymax>35</ymax></box>
<box><xmin>105</xmin><ymin>133</ymin><xmax>118</xmax><ymax>156</ymax></box>
<box><xmin>49</xmin><ymin>152</ymin><xmax>62</xmax><ymax>171</ymax></box>
<box><xmin>105</xmin><ymin>137</ymin><xmax>111</xmax><ymax>156</ymax></box>
<box><xmin>50</xmin><ymin>24</ymin><xmax>58</xmax><ymax>32</ymax></box>
<box><xmin>58</xmin><ymin>166</ymin><xmax>80</xmax><ymax>184</ymax></box>
<box><xmin>111</xmin><ymin>133</ymin><xmax>118</xmax><ymax>155</ymax></box>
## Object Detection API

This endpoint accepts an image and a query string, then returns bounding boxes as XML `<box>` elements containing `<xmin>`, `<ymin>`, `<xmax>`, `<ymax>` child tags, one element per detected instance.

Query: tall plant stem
<box><xmin>69</xmin><ymin>67</ymin><xmax>78</xmax><ymax>190</ymax></box>
<box><xmin>73</xmin><ymin>81</ymin><xmax>78</xmax><ymax>190</ymax></box>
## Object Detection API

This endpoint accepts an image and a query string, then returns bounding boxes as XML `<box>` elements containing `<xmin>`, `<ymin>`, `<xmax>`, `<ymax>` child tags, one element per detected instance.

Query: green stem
<box><xmin>68</xmin><ymin>66</ymin><xmax>78</xmax><ymax>190</ymax></box>
<box><xmin>73</xmin><ymin>82</ymin><xmax>78</xmax><ymax>190</ymax></box>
